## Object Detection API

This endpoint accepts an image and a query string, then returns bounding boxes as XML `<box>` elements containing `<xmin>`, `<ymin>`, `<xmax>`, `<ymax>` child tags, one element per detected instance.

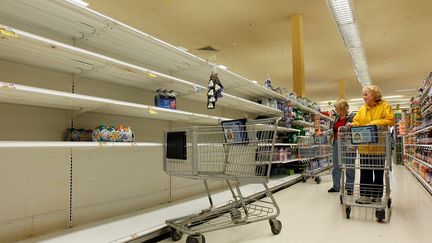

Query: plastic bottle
<box><xmin>169</xmin><ymin>90</ymin><xmax>177</xmax><ymax>109</ymax></box>
<box><xmin>154</xmin><ymin>89</ymin><xmax>161</xmax><ymax>107</ymax></box>
<box><xmin>160</xmin><ymin>89</ymin><xmax>170</xmax><ymax>108</ymax></box>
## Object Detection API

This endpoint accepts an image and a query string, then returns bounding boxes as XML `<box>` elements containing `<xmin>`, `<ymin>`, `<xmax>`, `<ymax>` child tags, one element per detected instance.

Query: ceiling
<box><xmin>85</xmin><ymin>0</ymin><xmax>432</xmax><ymax>109</ymax></box>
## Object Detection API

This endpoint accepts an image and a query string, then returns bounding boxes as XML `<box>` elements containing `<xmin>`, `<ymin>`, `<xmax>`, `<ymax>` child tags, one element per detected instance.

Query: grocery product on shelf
<box><xmin>154</xmin><ymin>89</ymin><xmax>177</xmax><ymax>109</ymax></box>
<box><xmin>66</xmin><ymin>128</ymin><xmax>94</xmax><ymax>141</ymax></box>
<box><xmin>91</xmin><ymin>124</ymin><xmax>135</xmax><ymax>142</ymax></box>
<box><xmin>403</xmin><ymin>71</ymin><xmax>432</xmax><ymax>193</ymax></box>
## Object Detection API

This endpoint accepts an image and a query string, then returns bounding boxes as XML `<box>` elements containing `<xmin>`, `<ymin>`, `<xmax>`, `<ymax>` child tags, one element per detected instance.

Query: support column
<box><xmin>291</xmin><ymin>14</ymin><xmax>305</xmax><ymax>97</ymax></box>
<box><xmin>339</xmin><ymin>80</ymin><xmax>346</xmax><ymax>99</ymax></box>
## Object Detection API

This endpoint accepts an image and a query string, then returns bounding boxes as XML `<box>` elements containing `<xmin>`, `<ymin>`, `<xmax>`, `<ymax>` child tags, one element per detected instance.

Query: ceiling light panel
<box><xmin>326</xmin><ymin>0</ymin><xmax>371</xmax><ymax>87</ymax></box>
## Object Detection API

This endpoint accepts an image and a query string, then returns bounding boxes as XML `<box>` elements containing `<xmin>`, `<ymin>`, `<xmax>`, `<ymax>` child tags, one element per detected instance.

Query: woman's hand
<box><xmin>345</xmin><ymin>122</ymin><xmax>352</xmax><ymax>127</ymax></box>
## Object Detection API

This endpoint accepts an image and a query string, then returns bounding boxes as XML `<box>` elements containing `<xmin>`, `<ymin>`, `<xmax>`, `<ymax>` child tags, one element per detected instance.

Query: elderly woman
<box><xmin>328</xmin><ymin>99</ymin><xmax>355</xmax><ymax>193</ymax></box>
<box><xmin>350</xmin><ymin>85</ymin><xmax>394</xmax><ymax>204</ymax></box>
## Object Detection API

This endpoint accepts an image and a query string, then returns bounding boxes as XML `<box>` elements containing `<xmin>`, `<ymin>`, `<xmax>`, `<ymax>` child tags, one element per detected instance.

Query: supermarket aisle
<box><xmin>159</xmin><ymin>165</ymin><xmax>432</xmax><ymax>243</ymax></box>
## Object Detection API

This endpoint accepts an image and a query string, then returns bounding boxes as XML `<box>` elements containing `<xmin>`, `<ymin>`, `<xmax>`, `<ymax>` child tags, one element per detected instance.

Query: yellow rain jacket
<box><xmin>352</xmin><ymin>100</ymin><xmax>394</xmax><ymax>155</ymax></box>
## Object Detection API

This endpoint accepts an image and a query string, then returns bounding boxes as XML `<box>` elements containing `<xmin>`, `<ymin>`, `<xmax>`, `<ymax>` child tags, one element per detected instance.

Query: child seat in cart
<box><xmin>163</xmin><ymin>117</ymin><xmax>282</xmax><ymax>243</ymax></box>
<box><xmin>338</xmin><ymin>125</ymin><xmax>392</xmax><ymax>222</ymax></box>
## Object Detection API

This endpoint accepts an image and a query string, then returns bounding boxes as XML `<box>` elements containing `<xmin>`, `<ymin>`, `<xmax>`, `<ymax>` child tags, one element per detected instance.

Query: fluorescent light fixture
<box><xmin>383</xmin><ymin>95</ymin><xmax>404</xmax><ymax>99</ymax></box>
<box><xmin>217</xmin><ymin>64</ymin><xmax>228</xmax><ymax>70</ymax></box>
<box><xmin>319</xmin><ymin>100</ymin><xmax>337</xmax><ymax>104</ymax></box>
<box><xmin>396</xmin><ymin>88</ymin><xmax>417</xmax><ymax>93</ymax></box>
<box><xmin>349</xmin><ymin>98</ymin><xmax>363</xmax><ymax>101</ymax></box>
<box><xmin>326</xmin><ymin>0</ymin><xmax>371</xmax><ymax>87</ymax></box>
<box><xmin>68</xmin><ymin>0</ymin><xmax>89</xmax><ymax>7</ymax></box>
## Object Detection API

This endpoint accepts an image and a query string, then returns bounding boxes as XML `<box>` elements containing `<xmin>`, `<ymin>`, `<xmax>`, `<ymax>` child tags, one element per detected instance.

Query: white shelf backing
<box><xmin>16</xmin><ymin>174</ymin><xmax>301</xmax><ymax>243</ymax></box>
<box><xmin>0</xmin><ymin>25</ymin><xmax>282</xmax><ymax>116</ymax></box>
<box><xmin>0</xmin><ymin>82</ymin><xmax>228</xmax><ymax>125</ymax></box>
<box><xmin>0</xmin><ymin>141</ymin><xmax>162</xmax><ymax>148</ymax></box>
<box><xmin>0</xmin><ymin>0</ymin><xmax>287</xmax><ymax>101</ymax></box>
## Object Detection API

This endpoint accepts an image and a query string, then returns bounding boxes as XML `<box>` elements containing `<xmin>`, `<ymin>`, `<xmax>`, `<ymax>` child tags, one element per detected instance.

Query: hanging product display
<box><xmin>207</xmin><ymin>72</ymin><xmax>224</xmax><ymax>109</ymax></box>
<box><xmin>264</xmin><ymin>74</ymin><xmax>273</xmax><ymax>89</ymax></box>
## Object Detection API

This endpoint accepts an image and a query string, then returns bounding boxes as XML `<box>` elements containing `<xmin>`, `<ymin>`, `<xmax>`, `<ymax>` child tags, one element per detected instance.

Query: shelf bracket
<box><xmin>74</xmin><ymin>22</ymin><xmax>115</xmax><ymax>45</ymax></box>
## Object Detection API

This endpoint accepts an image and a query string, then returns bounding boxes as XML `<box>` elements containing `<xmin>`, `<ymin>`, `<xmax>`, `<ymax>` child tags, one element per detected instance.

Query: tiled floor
<box><xmin>159</xmin><ymin>165</ymin><xmax>432</xmax><ymax>243</ymax></box>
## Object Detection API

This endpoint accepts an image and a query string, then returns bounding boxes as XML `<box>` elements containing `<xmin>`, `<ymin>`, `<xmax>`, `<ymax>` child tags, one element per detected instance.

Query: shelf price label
<box><xmin>0</xmin><ymin>82</ymin><xmax>15</xmax><ymax>89</ymax></box>
<box><xmin>0</xmin><ymin>28</ymin><xmax>18</xmax><ymax>38</ymax></box>
<box><xmin>148</xmin><ymin>108</ymin><xmax>158</xmax><ymax>114</ymax></box>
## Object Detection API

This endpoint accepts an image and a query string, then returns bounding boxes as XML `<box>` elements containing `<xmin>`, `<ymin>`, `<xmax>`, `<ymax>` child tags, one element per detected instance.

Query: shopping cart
<box><xmin>163</xmin><ymin>118</ymin><xmax>282</xmax><ymax>243</ymax></box>
<box><xmin>298</xmin><ymin>134</ymin><xmax>333</xmax><ymax>184</ymax></box>
<box><xmin>338</xmin><ymin>125</ymin><xmax>392</xmax><ymax>222</ymax></box>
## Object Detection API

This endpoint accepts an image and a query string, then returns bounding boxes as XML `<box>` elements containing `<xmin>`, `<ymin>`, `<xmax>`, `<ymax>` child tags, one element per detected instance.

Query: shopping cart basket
<box><xmin>163</xmin><ymin>117</ymin><xmax>282</xmax><ymax>243</ymax></box>
<box><xmin>338</xmin><ymin>125</ymin><xmax>392</xmax><ymax>222</ymax></box>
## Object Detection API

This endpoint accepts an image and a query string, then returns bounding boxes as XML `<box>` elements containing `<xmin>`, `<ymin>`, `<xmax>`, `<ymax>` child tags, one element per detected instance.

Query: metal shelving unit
<box><xmin>0</xmin><ymin>141</ymin><xmax>161</xmax><ymax>148</ymax></box>
<box><xmin>405</xmin><ymin>163</ymin><xmax>432</xmax><ymax>195</ymax></box>
<box><xmin>405</xmin><ymin>153</ymin><xmax>432</xmax><ymax>169</ymax></box>
<box><xmin>0</xmin><ymin>81</ymin><xmax>230</xmax><ymax>125</ymax></box>
<box><xmin>0</xmin><ymin>25</ymin><xmax>282</xmax><ymax>116</ymax></box>
<box><xmin>0</xmin><ymin>0</ymin><xmax>287</xmax><ymax>101</ymax></box>
<box><xmin>403</xmin><ymin>74</ymin><xmax>432</xmax><ymax>195</ymax></box>
<box><xmin>0</xmin><ymin>1</ymin><xmax>304</xmax><ymax>242</ymax></box>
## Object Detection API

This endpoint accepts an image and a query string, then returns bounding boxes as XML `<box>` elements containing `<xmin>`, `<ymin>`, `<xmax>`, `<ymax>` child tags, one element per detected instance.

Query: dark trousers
<box><xmin>359</xmin><ymin>154</ymin><xmax>385</xmax><ymax>197</ymax></box>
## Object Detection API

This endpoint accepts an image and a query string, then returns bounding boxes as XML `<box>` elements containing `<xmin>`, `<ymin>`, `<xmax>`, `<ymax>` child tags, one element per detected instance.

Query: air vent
<box><xmin>196</xmin><ymin>46</ymin><xmax>218</xmax><ymax>51</ymax></box>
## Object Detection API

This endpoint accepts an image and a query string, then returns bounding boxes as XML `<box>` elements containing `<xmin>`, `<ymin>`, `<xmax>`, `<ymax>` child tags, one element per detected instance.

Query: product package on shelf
<box><xmin>154</xmin><ymin>89</ymin><xmax>177</xmax><ymax>109</ymax></box>
<box><xmin>66</xmin><ymin>128</ymin><xmax>94</xmax><ymax>141</ymax></box>
<box><xmin>66</xmin><ymin>125</ymin><xmax>134</xmax><ymax>142</ymax></box>
<box><xmin>273</xmin><ymin>146</ymin><xmax>298</xmax><ymax>161</ymax></box>
<box><xmin>283</xmin><ymin>101</ymin><xmax>293</xmax><ymax>128</ymax></box>
<box><xmin>92</xmin><ymin>124</ymin><xmax>135</xmax><ymax>142</ymax></box>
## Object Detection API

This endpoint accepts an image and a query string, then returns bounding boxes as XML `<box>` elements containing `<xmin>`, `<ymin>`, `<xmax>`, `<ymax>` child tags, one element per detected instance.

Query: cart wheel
<box><xmin>387</xmin><ymin>198</ymin><xmax>392</xmax><ymax>208</ymax></box>
<box><xmin>301</xmin><ymin>176</ymin><xmax>307</xmax><ymax>183</ymax></box>
<box><xmin>170</xmin><ymin>228</ymin><xmax>183</xmax><ymax>241</ymax></box>
<box><xmin>345</xmin><ymin>206</ymin><xmax>351</xmax><ymax>219</ymax></box>
<box><xmin>339</xmin><ymin>195</ymin><xmax>343</xmax><ymax>204</ymax></box>
<box><xmin>230</xmin><ymin>208</ymin><xmax>242</xmax><ymax>223</ymax></box>
<box><xmin>269</xmin><ymin>218</ymin><xmax>282</xmax><ymax>235</ymax></box>
<box><xmin>186</xmin><ymin>234</ymin><xmax>205</xmax><ymax>243</ymax></box>
<box><xmin>376</xmin><ymin>209</ymin><xmax>385</xmax><ymax>222</ymax></box>
<box><xmin>314</xmin><ymin>177</ymin><xmax>321</xmax><ymax>184</ymax></box>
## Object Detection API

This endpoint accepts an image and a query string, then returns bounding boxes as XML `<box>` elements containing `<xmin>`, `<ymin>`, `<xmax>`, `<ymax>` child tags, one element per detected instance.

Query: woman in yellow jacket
<box><xmin>349</xmin><ymin>85</ymin><xmax>394</xmax><ymax>204</ymax></box>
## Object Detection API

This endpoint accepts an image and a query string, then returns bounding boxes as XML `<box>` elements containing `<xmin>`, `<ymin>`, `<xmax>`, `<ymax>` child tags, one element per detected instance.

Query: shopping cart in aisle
<box><xmin>163</xmin><ymin>118</ymin><xmax>282</xmax><ymax>243</ymax></box>
<box><xmin>298</xmin><ymin>135</ymin><xmax>333</xmax><ymax>184</ymax></box>
<box><xmin>338</xmin><ymin>125</ymin><xmax>392</xmax><ymax>222</ymax></box>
